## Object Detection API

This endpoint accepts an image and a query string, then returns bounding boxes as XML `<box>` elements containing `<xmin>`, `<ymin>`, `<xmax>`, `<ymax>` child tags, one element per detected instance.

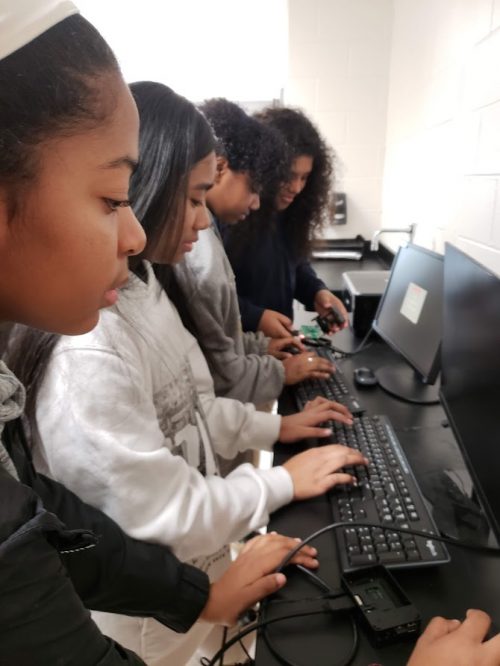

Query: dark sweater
<box><xmin>222</xmin><ymin>216</ymin><xmax>326</xmax><ymax>331</ymax></box>
<box><xmin>0</xmin><ymin>419</ymin><xmax>209</xmax><ymax>665</ymax></box>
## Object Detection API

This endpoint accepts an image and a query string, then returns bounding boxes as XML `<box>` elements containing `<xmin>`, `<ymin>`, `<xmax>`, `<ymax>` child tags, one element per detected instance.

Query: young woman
<box><xmin>7</xmin><ymin>81</ymin><xmax>368</xmax><ymax>664</ymax></box>
<box><xmin>173</xmin><ymin>98</ymin><xmax>336</xmax><ymax>410</ymax></box>
<box><xmin>0</xmin><ymin>4</ymin><xmax>320</xmax><ymax>664</ymax></box>
<box><xmin>223</xmin><ymin>107</ymin><xmax>349</xmax><ymax>339</ymax></box>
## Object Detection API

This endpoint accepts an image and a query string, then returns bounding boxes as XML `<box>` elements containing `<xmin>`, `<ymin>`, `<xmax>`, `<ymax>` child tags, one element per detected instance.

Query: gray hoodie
<box><xmin>174</xmin><ymin>217</ymin><xmax>285</xmax><ymax>405</ymax></box>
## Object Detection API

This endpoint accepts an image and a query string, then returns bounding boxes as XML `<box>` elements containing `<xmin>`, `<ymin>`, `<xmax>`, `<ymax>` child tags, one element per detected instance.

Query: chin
<box><xmin>59</xmin><ymin>311</ymin><xmax>101</xmax><ymax>336</ymax></box>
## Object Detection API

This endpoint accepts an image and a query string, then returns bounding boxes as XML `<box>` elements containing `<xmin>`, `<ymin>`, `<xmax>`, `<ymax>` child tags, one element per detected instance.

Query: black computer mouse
<box><xmin>353</xmin><ymin>366</ymin><xmax>378</xmax><ymax>387</ymax></box>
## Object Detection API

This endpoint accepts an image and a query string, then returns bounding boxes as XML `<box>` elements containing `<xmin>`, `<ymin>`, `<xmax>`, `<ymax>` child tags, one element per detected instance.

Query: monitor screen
<box><xmin>371</xmin><ymin>244</ymin><xmax>444</xmax><ymax>403</ymax></box>
<box><xmin>440</xmin><ymin>243</ymin><xmax>500</xmax><ymax>541</ymax></box>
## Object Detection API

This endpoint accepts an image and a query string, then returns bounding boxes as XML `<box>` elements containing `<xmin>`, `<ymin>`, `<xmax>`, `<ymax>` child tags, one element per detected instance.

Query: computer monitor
<box><xmin>372</xmin><ymin>243</ymin><xmax>444</xmax><ymax>404</ymax></box>
<box><xmin>440</xmin><ymin>243</ymin><xmax>500</xmax><ymax>541</ymax></box>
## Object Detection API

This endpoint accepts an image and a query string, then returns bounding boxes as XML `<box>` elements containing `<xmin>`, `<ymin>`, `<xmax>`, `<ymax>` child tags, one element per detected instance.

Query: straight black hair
<box><xmin>129</xmin><ymin>82</ymin><xmax>216</xmax><ymax>268</ymax></box>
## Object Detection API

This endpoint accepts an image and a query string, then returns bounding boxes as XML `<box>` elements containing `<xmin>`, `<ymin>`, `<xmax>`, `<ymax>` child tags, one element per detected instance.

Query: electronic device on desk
<box><xmin>343</xmin><ymin>270</ymin><xmax>390</xmax><ymax>337</ymax></box>
<box><xmin>314</xmin><ymin>305</ymin><xmax>346</xmax><ymax>332</ymax></box>
<box><xmin>327</xmin><ymin>413</ymin><xmax>450</xmax><ymax>572</ymax></box>
<box><xmin>294</xmin><ymin>343</ymin><xmax>365</xmax><ymax>416</ymax></box>
<box><xmin>342</xmin><ymin>566</ymin><xmax>421</xmax><ymax>646</ymax></box>
<box><xmin>372</xmin><ymin>244</ymin><xmax>444</xmax><ymax>405</ymax></box>
<box><xmin>440</xmin><ymin>244</ymin><xmax>500</xmax><ymax>546</ymax></box>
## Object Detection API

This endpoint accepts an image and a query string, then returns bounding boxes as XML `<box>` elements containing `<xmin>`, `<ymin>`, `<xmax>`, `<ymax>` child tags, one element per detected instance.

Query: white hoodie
<box><xmin>35</xmin><ymin>262</ymin><xmax>294</xmax><ymax>563</ymax></box>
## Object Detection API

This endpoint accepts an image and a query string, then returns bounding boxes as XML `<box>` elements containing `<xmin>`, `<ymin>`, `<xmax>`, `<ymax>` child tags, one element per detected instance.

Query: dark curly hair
<box><xmin>224</xmin><ymin>106</ymin><xmax>334</xmax><ymax>260</ymax></box>
<box><xmin>199</xmin><ymin>98</ymin><xmax>288</xmax><ymax>199</ymax></box>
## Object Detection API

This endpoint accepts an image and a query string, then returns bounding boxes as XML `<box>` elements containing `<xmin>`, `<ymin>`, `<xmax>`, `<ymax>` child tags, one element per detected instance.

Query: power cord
<box><xmin>260</xmin><ymin>587</ymin><xmax>358</xmax><ymax>666</ymax></box>
<box><xmin>275</xmin><ymin>520</ymin><xmax>500</xmax><ymax>573</ymax></box>
<box><xmin>199</xmin><ymin>608</ymin><xmax>347</xmax><ymax>666</ymax></box>
<box><xmin>262</xmin><ymin>609</ymin><xmax>358</xmax><ymax>666</ymax></box>
<box><xmin>329</xmin><ymin>327</ymin><xmax>374</xmax><ymax>357</ymax></box>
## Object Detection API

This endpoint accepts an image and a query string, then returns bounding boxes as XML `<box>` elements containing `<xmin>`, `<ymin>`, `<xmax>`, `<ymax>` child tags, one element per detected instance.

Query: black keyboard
<box><xmin>328</xmin><ymin>414</ymin><xmax>450</xmax><ymax>571</ymax></box>
<box><xmin>294</xmin><ymin>346</ymin><xmax>365</xmax><ymax>416</ymax></box>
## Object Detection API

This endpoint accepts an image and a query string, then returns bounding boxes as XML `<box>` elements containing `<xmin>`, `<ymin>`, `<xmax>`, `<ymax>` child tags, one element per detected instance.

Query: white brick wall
<box><xmin>287</xmin><ymin>0</ymin><xmax>500</xmax><ymax>274</ymax></box>
<box><xmin>382</xmin><ymin>0</ymin><xmax>500</xmax><ymax>273</ymax></box>
<box><xmin>286</xmin><ymin>0</ymin><xmax>393</xmax><ymax>239</ymax></box>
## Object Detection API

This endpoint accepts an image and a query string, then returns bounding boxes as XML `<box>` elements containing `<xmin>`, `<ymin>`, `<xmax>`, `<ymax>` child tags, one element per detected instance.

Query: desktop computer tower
<box><xmin>342</xmin><ymin>270</ymin><xmax>390</xmax><ymax>337</ymax></box>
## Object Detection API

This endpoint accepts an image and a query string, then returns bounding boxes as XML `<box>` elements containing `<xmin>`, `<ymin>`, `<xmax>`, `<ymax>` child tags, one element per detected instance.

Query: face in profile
<box><xmin>209</xmin><ymin>159</ymin><xmax>260</xmax><ymax>224</ymax></box>
<box><xmin>275</xmin><ymin>154</ymin><xmax>314</xmax><ymax>212</ymax></box>
<box><xmin>0</xmin><ymin>76</ymin><xmax>146</xmax><ymax>335</ymax></box>
<box><xmin>172</xmin><ymin>151</ymin><xmax>217</xmax><ymax>263</ymax></box>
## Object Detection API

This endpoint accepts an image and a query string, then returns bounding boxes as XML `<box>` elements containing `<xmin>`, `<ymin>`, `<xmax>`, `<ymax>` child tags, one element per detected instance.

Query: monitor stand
<box><xmin>375</xmin><ymin>365</ymin><xmax>440</xmax><ymax>405</ymax></box>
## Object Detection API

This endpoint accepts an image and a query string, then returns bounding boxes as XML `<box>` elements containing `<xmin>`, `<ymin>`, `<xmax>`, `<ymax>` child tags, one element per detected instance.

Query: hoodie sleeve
<box><xmin>35</xmin><ymin>342</ymin><xmax>293</xmax><ymax>563</ymax></box>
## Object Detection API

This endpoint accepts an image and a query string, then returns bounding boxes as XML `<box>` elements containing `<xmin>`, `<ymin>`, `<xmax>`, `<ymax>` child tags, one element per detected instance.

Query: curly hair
<box><xmin>224</xmin><ymin>107</ymin><xmax>334</xmax><ymax>260</ymax></box>
<box><xmin>199</xmin><ymin>98</ymin><xmax>288</xmax><ymax>199</ymax></box>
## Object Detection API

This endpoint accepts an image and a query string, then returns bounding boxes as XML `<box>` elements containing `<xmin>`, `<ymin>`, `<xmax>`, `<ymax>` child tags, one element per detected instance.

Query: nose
<box><xmin>289</xmin><ymin>177</ymin><xmax>302</xmax><ymax>195</ymax></box>
<box><xmin>250</xmin><ymin>193</ymin><xmax>260</xmax><ymax>211</ymax></box>
<box><xmin>194</xmin><ymin>205</ymin><xmax>211</xmax><ymax>231</ymax></box>
<box><xmin>119</xmin><ymin>206</ymin><xmax>146</xmax><ymax>256</ymax></box>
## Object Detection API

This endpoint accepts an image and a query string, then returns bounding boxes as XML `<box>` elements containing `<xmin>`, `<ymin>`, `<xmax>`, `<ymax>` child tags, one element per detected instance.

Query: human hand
<box><xmin>199</xmin><ymin>532</ymin><xmax>318</xmax><ymax>626</ymax></box>
<box><xmin>407</xmin><ymin>609</ymin><xmax>500</xmax><ymax>666</ymax></box>
<box><xmin>268</xmin><ymin>336</ymin><xmax>306</xmax><ymax>360</ymax></box>
<box><xmin>283</xmin><ymin>351</ymin><xmax>334</xmax><ymax>384</ymax></box>
<box><xmin>279</xmin><ymin>399</ymin><xmax>353</xmax><ymax>442</ymax></box>
<box><xmin>283</xmin><ymin>444</ymin><xmax>368</xmax><ymax>500</ymax></box>
<box><xmin>314</xmin><ymin>289</ymin><xmax>349</xmax><ymax>332</ymax></box>
<box><xmin>258</xmin><ymin>309</ymin><xmax>294</xmax><ymax>338</ymax></box>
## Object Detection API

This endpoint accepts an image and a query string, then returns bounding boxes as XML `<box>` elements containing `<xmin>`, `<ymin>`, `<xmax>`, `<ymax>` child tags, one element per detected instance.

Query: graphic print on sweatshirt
<box><xmin>153</xmin><ymin>359</ymin><xmax>217</xmax><ymax>477</ymax></box>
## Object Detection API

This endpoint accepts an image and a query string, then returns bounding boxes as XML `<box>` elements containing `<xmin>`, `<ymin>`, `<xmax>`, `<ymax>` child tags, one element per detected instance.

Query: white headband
<box><xmin>0</xmin><ymin>0</ymin><xmax>79</xmax><ymax>61</ymax></box>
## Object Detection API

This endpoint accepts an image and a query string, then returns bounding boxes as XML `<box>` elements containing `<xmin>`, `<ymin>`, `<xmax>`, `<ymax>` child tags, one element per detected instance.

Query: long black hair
<box><xmin>3</xmin><ymin>14</ymin><xmax>122</xmax><ymax>443</ymax></box>
<box><xmin>7</xmin><ymin>82</ymin><xmax>218</xmax><ymax>436</ymax></box>
<box><xmin>129</xmin><ymin>82</ymin><xmax>217</xmax><ymax>269</ymax></box>
<box><xmin>224</xmin><ymin>106</ymin><xmax>335</xmax><ymax>261</ymax></box>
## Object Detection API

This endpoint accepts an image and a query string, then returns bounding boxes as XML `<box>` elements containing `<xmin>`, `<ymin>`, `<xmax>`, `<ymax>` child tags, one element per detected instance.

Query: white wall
<box><xmin>77</xmin><ymin>0</ymin><xmax>287</xmax><ymax>102</ymax></box>
<box><xmin>382</xmin><ymin>0</ymin><xmax>500</xmax><ymax>274</ymax></box>
<box><xmin>286</xmin><ymin>0</ymin><xmax>394</xmax><ymax>239</ymax></box>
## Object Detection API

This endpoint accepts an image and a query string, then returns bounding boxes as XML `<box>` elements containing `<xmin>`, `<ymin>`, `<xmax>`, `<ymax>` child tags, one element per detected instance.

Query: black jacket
<box><xmin>0</xmin><ymin>420</ymin><xmax>210</xmax><ymax>665</ymax></box>
<box><xmin>221</xmin><ymin>216</ymin><xmax>326</xmax><ymax>330</ymax></box>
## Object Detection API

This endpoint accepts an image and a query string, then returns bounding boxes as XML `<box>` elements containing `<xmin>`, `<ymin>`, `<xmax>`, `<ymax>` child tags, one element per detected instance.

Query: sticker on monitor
<box><xmin>400</xmin><ymin>282</ymin><xmax>427</xmax><ymax>324</ymax></box>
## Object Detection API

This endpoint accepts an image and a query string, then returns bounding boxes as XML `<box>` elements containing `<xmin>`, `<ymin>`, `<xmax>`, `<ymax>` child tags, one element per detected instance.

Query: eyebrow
<box><xmin>100</xmin><ymin>156</ymin><xmax>138</xmax><ymax>173</ymax></box>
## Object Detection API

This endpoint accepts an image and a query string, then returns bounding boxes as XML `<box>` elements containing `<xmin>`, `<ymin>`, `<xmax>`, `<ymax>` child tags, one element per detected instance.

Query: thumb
<box><xmin>419</xmin><ymin>616</ymin><xmax>462</xmax><ymax>644</ymax></box>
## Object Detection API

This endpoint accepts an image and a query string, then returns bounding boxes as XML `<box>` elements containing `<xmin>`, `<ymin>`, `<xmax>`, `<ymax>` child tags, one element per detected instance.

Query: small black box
<box><xmin>342</xmin><ymin>270</ymin><xmax>390</xmax><ymax>337</ymax></box>
<box><xmin>342</xmin><ymin>566</ymin><xmax>421</xmax><ymax>647</ymax></box>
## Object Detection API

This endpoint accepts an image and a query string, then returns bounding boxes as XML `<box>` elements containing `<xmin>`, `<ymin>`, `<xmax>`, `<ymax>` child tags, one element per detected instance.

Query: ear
<box><xmin>214</xmin><ymin>156</ymin><xmax>229</xmax><ymax>184</ymax></box>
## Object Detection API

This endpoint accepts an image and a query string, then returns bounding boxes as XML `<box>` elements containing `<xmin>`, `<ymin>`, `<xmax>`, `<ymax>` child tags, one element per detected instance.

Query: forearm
<box><xmin>33</xmin><ymin>473</ymin><xmax>210</xmax><ymax>633</ymax></box>
<box><xmin>294</xmin><ymin>261</ymin><xmax>327</xmax><ymax>309</ymax></box>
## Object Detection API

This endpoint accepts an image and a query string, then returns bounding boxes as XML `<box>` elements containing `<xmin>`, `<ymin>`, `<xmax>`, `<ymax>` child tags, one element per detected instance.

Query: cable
<box><xmin>219</xmin><ymin>626</ymin><xmax>228</xmax><ymax>666</ymax></box>
<box><xmin>275</xmin><ymin>520</ymin><xmax>500</xmax><ymax>573</ymax></box>
<box><xmin>329</xmin><ymin>327</ymin><xmax>374</xmax><ymax>357</ymax></box>
<box><xmin>294</xmin><ymin>564</ymin><xmax>332</xmax><ymax>592</ymax></box>
<box><xmin>262</xmin><ymin>609</ymin><xmax>358</xmax><ymax>666</ymax></box>
<box><xmin>238</xmin><ymin>636</ymin><xmax>252</xmax><ymax>663</ymax></box>
<box><xmin>200</xmin><ymin>607</ymin><xmax>348</xmax><ymax>666</ymax></box>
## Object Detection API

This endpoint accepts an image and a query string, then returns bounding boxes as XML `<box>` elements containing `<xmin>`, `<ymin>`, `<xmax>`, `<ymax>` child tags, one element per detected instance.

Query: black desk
<box><xmin>255</xmin><ymin>337</ymin><xmax>500</xmax><ymax>665</ymax></box>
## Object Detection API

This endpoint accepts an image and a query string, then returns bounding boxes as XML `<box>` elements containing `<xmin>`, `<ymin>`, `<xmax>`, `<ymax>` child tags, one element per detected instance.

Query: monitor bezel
<box><xmin>439</xmin><ymin>242</ymin><xmax>500</xmax><ymax>543</ymax></box>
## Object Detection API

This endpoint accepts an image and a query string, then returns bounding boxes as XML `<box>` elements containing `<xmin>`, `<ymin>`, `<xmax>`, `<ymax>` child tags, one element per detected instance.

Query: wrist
<box><xmin>199</xmin><ymin>583</ymin><xmax>219</xmax><ymax>624</ymax></box>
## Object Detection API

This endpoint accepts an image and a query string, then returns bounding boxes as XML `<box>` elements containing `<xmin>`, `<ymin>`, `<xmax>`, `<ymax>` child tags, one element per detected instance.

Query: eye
<box><xmin>104</xmin><ymin>198</ymin><xmax>132</xmax><ymax>212</ymax></box>
<box><xmin>189</xmin><ymin>198</ymin><xmax>203</xmax><ymax>208</ymax></box>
